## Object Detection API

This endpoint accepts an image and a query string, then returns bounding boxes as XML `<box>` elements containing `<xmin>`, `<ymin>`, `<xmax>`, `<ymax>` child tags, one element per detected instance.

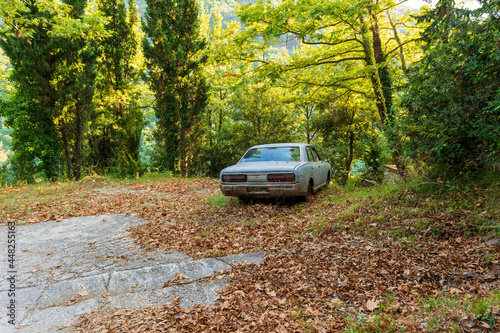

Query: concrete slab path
<box><xmin>0</xmin><ymin>214</ymin><xmax>263</xmax><ymax>332</ymax></box>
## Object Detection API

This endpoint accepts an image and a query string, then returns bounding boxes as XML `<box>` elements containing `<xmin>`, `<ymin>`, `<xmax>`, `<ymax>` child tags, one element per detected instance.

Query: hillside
<box><xmin>136</xmin><ymin>0</ymin><xmax>254</xmax><ymax>23</ymax></box>
<box><xmin>135</xmin><ymin>0</ymin><xmax>418</xmax><ymax>25</ymax></box>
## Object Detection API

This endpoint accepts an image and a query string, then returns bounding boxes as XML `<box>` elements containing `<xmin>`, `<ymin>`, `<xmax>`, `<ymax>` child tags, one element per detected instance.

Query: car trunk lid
<box><xmin>223</xmin><ymin>161</ymin><xmax>305</xmax><ymax>174</ymax></box>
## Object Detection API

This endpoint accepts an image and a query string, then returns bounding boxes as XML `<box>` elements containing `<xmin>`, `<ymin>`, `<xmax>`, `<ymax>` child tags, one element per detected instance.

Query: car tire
<box><xmin>238</xmin><ymin>197</ymin><xmax>252</xmax><ymax>205</ymax></box>
<box><xmin>325</xmin><ymin>172</ymin><xmax>331</xmax><ymax>189</ymax></box>
<box><xmin>308</xmin><ymin>179</ymin><xmax>314</xmax><ymax>196</ymax></box>
<box><xmin>301</xmin><ymin>179</ymin><xmax>314</xmax><ymax>201</ymax></box>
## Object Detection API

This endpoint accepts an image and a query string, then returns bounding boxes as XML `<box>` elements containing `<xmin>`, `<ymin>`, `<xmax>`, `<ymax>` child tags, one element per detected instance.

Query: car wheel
<box><xmin>325</xmin><ymin>171</ymin><xmax>331</xmax><ymax>189</ymax></box>
<box><xmin>299</xmin><ymin>179</ymin><xmax>314</xmax><ymax>201</ymax></box>
<box><xmin>308</xmin><ymin>179</ymin><xmax>314</xmax><ymax>196</ymax></box>
<box><xmin>238</xmin><ymin>197</ymin><xmax>252</xmax><ymax>205</ymax></box>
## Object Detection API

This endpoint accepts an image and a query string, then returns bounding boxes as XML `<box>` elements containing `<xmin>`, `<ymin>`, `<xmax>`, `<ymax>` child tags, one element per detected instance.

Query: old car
<box><xmin>219</xmin><ymin>143</ymin><xmax>331</xmax><ymax>199</ymax></box>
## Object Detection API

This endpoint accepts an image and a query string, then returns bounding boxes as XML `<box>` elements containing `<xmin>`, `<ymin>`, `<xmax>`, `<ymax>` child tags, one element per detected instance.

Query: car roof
<box><xmin>249</xmin><ymin>143</ymin><xmax>310</xmax><ymax>149</ymax></box>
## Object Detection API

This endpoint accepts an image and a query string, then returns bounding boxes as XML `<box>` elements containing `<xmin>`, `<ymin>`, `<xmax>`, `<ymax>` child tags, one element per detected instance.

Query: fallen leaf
<box><xmin>331</xmin><ymin>298</ymin><xmax>343</xmax><ymax>306</ymax></box>
<box><xmin>366</xmin><ymin>299</ymin><xmax>380</xmax><ymax>312</ymax></box>
<box><xmin>460</xmin><ymin>317</ymin><xmax>474</xmax><ymax>329</ymax></box>
<box><xmin>233</xmin><ymin>290</ymin><xmax>245</xmax><ymax>297</ymax></box>
<box><xmin>57</xmin><ymin>323</ymin><xmax>72</xmax><ymax>329</ymax></box>
<box><xmin>478</xmin><ymin>321</ymin><xmax>490</xmax><ymax>329</ymax></box>
<box><xmin>173</xmin><ymin>296</ymin><xmax>182</xmax><ymax>306</ymax></box>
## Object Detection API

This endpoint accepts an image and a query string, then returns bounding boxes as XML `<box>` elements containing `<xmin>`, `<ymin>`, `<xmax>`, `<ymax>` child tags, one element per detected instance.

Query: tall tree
<box><xmin>401</xmin><ymin>0</ymin><xmax>500</xmax><ymax>175</ymax></box>
<box><xmin>0</xmin><ymin>1</ymin><xmax>63</xmax><ymax>180</ymax></box>
<box><xmin>89</xmin><ymin>0</ymin><xmax>145</xmax><ymax>177</ymax></box>
<box><xmin>234</xmin><ymin>0</ymin><xmax>415</xmax><ymax>177</ymax></box>
<box><xmin>143</xmin><ymin>0</ymin><xmax>208</xmax><ymax>177</ymax></box>
<box><xmin>0</xmin><ymin>0</ymin><xmax>106</xmax><ymax>181</ymax></box>
<box><xmin>55</xmin><ymin>0</ymin><xmax>98</xmax><ymax>180</ymax></box>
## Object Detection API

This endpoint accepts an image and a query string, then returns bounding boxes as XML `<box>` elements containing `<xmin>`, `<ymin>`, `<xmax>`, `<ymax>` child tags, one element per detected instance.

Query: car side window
<box><xmin>306</xmin><ymin>147</ymin><xmax>314</xmax><ymax>162</ymax></box>
<box><xmin>312</xmin><ymin>147</ymin><xmax>321</xmax><ymax>161</ymax></box>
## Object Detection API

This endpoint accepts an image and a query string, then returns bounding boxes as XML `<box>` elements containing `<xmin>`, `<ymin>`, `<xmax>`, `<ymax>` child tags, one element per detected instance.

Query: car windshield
<box><xmin>241</xmin><ymin>147</ymin><xmax>301</xmax><ymax>162</ymax></box>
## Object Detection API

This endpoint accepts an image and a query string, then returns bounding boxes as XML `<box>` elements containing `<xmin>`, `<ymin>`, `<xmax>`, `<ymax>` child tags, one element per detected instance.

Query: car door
<box><xmin>306</xmin><ymin>146</ymin><xmax>322</xmax><ymax>186</ymax></box>
<box><xmin>311</xmin><ymin>147</ymin><xmax>328</xmax><ymax>184</ymax></box>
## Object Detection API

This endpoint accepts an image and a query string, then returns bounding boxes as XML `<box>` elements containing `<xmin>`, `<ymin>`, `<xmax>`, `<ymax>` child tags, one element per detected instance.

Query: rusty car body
<box><xmin>219</xmin><ymin>143</ymin><xmax>331</xmax><ymax>199</ymax></box>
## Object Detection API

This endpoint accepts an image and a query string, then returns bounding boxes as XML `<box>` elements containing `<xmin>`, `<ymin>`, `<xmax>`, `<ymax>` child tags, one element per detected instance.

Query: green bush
<box><xmin>401</xmin><ymin>1</ymin><xmax>500</xmax><ymax>177</ymax></box>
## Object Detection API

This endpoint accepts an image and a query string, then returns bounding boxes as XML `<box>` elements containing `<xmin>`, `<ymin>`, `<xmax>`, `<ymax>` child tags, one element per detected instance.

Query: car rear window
<box><xmin>241</xmin><ymin>147</ymin><xmax>301</xmax><ymax>162</ymax></box>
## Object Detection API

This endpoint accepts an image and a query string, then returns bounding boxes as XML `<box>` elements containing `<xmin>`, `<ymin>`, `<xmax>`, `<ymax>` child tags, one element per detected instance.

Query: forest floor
<box><xmin>1</xmin><ymin>174</ymin><xmax>499</xmax><ymax>332</ymax></box>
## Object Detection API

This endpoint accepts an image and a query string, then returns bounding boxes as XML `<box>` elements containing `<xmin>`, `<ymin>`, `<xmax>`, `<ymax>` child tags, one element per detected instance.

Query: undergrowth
<box><xmin>321</xmin><ymin>171</ymin><xmax>499</xmax><ymax>242</ymax></box>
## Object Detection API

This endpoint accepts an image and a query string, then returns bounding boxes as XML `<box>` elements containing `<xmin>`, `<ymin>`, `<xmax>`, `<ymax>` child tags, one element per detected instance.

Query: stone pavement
<box><xmin>0</xmin><ymin>214</ymin><xmax>264</xmax><ymax>332</ymax></box>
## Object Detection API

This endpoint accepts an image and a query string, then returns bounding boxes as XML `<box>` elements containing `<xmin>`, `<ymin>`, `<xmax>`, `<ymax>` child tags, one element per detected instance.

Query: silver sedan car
<box><xmin>219</xmin><ymin>143</ymin><xmax>331</xmax><ymax>199</ymax></box>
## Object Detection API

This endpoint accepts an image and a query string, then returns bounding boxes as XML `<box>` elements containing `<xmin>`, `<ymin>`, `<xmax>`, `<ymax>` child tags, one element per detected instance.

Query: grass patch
<box><xmin>206</xmin><ymin>192</ymin><xmax>234</xmax><ymax>208</ymax></box>
<box><xmin>415</xmin><ymin>289</ymin><xmax>500</xmax><ymax>331</ymax></box>
<box><xmin>346</xmin><ymin>313</ymin><xmax>401</xmax><ymax>333</ymax></box>
<box><xmin>318</xmin><ymin>172</ymin><xmax>499</xmax><ymax>243</ymax></box>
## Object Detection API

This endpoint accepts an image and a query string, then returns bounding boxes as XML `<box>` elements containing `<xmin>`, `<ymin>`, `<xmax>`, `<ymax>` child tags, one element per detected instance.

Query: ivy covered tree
<box><xmin>55</xmin><ymin>0</ymin><xmax>98</xmax><ymax>180</ymax></box>
<box><xmin>0</xmin><ymin>0</ymin><xmax>107</xmax><ymax>181</ymax></box>
<box><xmin>401</xmin><ymin>0</ymin><xmax>500</xmax><ymax>176</ymax></box>
<box><xmin>89</xmin><ymin>0</ymin><xmax>145</xmax><ymax>177</ymax></box>
<box><xmin>0</xmin><ymin>1</ymin><xmax>64</xmax><ymax>180</ymax></box>
<box><xmin>143</xmin><ymin>0</ymin><xmax>208</xmax><ymax>177</ymax></box>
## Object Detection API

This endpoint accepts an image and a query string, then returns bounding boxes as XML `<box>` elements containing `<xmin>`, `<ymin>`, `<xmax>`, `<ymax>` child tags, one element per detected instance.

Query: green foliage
<box><xmin>315</xmin><ymin>88</ymin><xmax>381</xmax><ymax>184</ymax></box>
<box><xmin>3</xmin><ymin>0</ymin><xmax>496</xmax><ymax>185</ymax></box>
<box><xmin>358</xmin><ymin>134</ymin><xmax>391</xmax><ymax>181</ymax></box>
<box><xmin>143</xmin><ymin>0</ymin><xmax>208</xmax><ymax>177</ymax></box>
<box><xmin>0</xmin><ymin>51</ymin><xmax>13</xmax><ymax>98</ymax></box>
<box><xmin>0</xmin><ymin>117</ymin><xmax>12</xmax><ymax>163</ymax></box>
<box><xmin>401</xmin><ymin>0</ymin><xmax>500</xmax><ymax>176</ymax></box>
<box><xmin>0</xmin><ymin>0</ymin><xmax>69</xmax><ymax>37</ymax></box>
<box><xmin>0</xmin><ymin>2</ymin><xmax>64</xmax><ymax>180</ymax></box>
<box><xmin>88</xmin><ymin>0</ymin><xmax>146</xmax><ymax>178</ymax></box>
<box><xmin>231</xmin><ymin>80</ymin><xmax>296</xmax><ymax>144</ymax></box>
<box><xmin>1</xmin><ymin>95</ymin><xmax>61</xmax><ymax>182</ymax></box>
<box><xmin>230</xmin><ymin>0</ymin><xmax>417</xmax><ymax>177</ymax></box>
<box><xmin>56</xmin><ymin>0</ymin><xmax>99</xmax><ymax>181</ymax></box>
<box><xmin>0</xmin><ymin>0</ymin><xmax>111</xmax><ymax>181</ymax></box>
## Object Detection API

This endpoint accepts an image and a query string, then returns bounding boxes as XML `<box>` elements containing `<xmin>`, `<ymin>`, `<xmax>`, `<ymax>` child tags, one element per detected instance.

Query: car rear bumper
<box><xmin>220</xmin><ymin>183</ymin><xmax>302</xmax><ymax>198</ymax></box>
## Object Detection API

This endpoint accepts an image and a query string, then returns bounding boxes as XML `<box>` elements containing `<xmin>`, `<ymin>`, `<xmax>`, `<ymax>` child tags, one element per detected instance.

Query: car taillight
<box><xmin>222</xmin><ymin>174</ymin><xmax>247</xmax><ymax>182</ymax></box>
<box><xmin>267</xmin><ymin>173</ymin><xmax>295</xmax><ymax>182</ymax></box>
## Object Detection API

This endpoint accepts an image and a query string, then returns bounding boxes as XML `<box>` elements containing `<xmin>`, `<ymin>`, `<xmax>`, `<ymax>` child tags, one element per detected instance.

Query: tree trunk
<box><xmin>74</xmin><ymin>103</ymin><xmax>84</xmax><ymax>181</ymax></box>
<box><xmin>180</xmin><ymin>125</ymin><xmax>188</xmax><ymax>178</ymax></box>
<box><xmin>342</xmin><ymin>131</ymin><xmax>355</xmax><ymax>185</ymax></box>
<box><xmin>61</xmin><ymin>124</ymin><xmax>73</xmax><ymax>179</ymax></box>
<box><xmin>362</xmin><ymin>10</ymin><xmax>406</xmax><ymax>179</ymax></box>
<box><xmin>387</xmin><ymin>12</ymin><xmax>407</xmax><ymax>73</ymax></box>
<box><xmin>360</xmin><ymin>15</ymin><xmax>387</xmax><ymax>124</ymax></box>
<box><xmin>219</xmin><ymin>107</ymin><xmax>223</xmax><ymax>132</ymax></box>
<box><xmin>218</xmin><ymin>89</ymin><xmax>224</xmax><ymax>132</ymax></box>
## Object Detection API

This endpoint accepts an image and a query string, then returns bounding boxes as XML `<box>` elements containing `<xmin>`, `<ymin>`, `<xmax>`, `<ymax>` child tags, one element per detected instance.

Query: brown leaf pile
<box><xmin>3</xmin><ymin>177</ymin><xmax>499</xmax><ymax>331</ymax></box>
<box><xmin>75</xmin><ymin>234</ymin><xmax>499</xmax><ymax>332</ymax></box>
<box><xmin>0</xmin><ymin>177</ymin><xmax>217</xmax><ymax>224</ymax></box>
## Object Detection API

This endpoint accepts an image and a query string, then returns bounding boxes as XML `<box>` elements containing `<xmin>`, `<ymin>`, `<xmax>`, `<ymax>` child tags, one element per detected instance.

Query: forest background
<box><xmin>0</xmin><ymin>0</ymin><xmax>498</xmax><ymax>185</ymax></box>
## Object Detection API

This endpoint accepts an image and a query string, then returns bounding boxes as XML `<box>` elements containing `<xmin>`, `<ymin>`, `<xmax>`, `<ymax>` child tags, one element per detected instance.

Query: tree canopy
<box><xmin>0</xmin><ymin>0</ymin><xmax>497</xmax><ymax>183</ymax></box>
